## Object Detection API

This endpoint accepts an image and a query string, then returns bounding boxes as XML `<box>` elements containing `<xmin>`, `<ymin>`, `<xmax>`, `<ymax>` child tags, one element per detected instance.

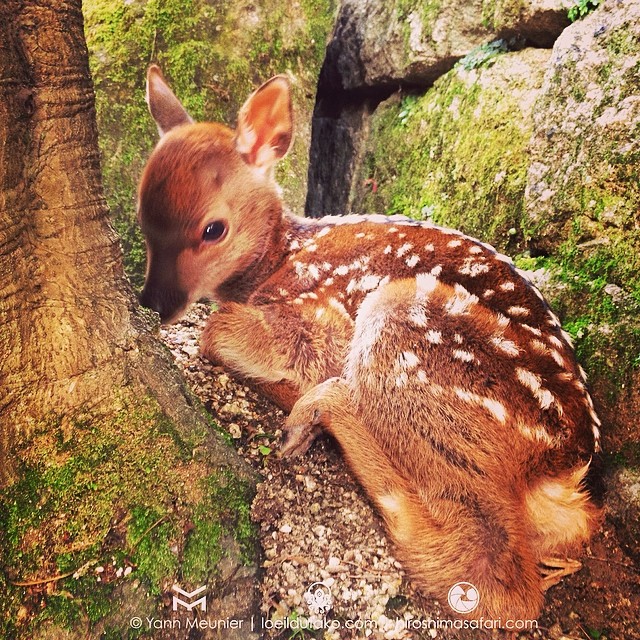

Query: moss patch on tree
<box><xmin>0</xmin><ymin>394</ymin><xmax>257</xmax><ymax>638</ymax></box>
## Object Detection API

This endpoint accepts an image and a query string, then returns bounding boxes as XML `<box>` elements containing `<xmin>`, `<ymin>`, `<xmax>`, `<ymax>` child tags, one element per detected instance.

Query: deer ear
<box><xmin>235</xmin><ymin>75</ymin><xmax>293</xmax><ymax>172</ymax></box>
<box><xmin>146</xmin><ymin>65</ymin><xmax>193</xmax><ymax>137</ymax></box>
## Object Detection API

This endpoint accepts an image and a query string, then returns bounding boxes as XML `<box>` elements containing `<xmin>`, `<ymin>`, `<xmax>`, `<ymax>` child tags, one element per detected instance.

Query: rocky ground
<box><xmin>160</xmin><ymin>304</ymin><xmax>639</xmax><ymax>640</ymax></box>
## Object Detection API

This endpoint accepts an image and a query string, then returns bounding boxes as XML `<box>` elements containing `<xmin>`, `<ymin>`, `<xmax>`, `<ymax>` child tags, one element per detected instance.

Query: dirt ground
<box><xmin>161</xmin><ymin>304</ymin><xmax>640</xmax><ymax>640</ymax></box>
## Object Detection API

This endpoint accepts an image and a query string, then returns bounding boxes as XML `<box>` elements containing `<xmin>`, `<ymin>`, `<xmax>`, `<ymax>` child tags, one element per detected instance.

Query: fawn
<box><xmin>138</xmin><ymin>66</ymin><xmax>601</xmax><ymax>621</ymax></box>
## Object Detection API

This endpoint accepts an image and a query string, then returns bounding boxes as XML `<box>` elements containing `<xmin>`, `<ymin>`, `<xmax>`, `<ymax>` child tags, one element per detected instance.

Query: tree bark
<box><xmin>0</xmin><ymin>0</ymin><xmax>137</xmax><ymax>479</ymax></box>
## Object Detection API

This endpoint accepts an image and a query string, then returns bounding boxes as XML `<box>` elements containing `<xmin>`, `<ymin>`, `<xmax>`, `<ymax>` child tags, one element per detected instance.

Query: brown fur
<box><xmin>138</xmin><ymin>68</ymin><xmax>601</xmax><ymax>622</ymax></box>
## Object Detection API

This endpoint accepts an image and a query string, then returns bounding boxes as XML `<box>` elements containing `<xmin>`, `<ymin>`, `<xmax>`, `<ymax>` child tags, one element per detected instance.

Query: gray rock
<box><xmin>524</xmin><ymin>0</ymin><xmax>640</xmax><ymax>252</ymax></box>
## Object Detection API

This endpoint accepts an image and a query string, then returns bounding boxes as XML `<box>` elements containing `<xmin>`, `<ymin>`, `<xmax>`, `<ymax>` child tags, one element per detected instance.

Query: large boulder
<box><xmin>306</xmin><ymin>0</ymin><xmax>572</xmax><ymax>216</ymax></box>
<box><xmin>523</xmin><ymin>0</ymin><xmax>640</xmax><ymax>469</ymax></box>
<box><xmin>525</xmin><ymin>0</ymin><xmax>640</xmax><ymax>253</ymax></box>
<box><xmin>323</xmin><ymin>0</ymin><xmax>572</xmax><ymax>91</ymax></box>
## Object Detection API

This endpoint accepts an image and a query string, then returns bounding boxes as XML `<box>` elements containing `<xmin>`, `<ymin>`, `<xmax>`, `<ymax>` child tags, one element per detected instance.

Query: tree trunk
<box><xmin>0</xmin><ymin>2</ymin><xmax>258</xmax><ymax>637</ymax></box>
<box><xmin>0</xmin><ymin>0</ymin><xmax>137</xmax><ymax>477</ymax></box>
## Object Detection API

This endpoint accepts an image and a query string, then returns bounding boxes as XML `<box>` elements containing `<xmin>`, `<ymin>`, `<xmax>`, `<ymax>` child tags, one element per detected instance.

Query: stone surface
<box><xmin>606</xmin><ymin>467</ymin><xmax>640</xmax><ymax>564</ymax></box>
<box><xmin>525</xmin><ymin>0</ymin><xmax>640</xmax><ymax>252</ymax></box>
<box><xmin>323</xmin><ymin>0</ymin><xmax>572</xmax><ymax>91</ymax></box>
<box><xmin>306</xmin><ymin>0</ymin><xmax>573</xmax><ymax>217</ymax></box>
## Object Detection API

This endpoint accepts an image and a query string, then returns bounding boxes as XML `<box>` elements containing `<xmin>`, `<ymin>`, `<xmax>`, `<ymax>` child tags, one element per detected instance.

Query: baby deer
<box><xmin>138</xmin><ymin>66</ymin><xmax>601</xmax><ymax>621</ymax></box>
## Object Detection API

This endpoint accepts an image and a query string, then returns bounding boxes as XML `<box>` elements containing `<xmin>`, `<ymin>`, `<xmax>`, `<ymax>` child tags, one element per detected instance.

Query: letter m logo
<box><xmin>172</xmin><ymin>584</ymin><xmax>207</xmax><ymax>612</ymax></box>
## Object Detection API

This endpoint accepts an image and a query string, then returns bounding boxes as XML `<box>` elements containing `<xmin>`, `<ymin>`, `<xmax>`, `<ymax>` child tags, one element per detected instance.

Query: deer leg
<box><xmin>539</xmin><ymin>557</ymin><xmax>583</xmax><ymax>590</ymax></box>
<box><xmin>281</xmin><ymin>378</ymin><xmax>421</xmax><ymax>509</ymax></box>
<box><xmin>201</xmin><ymin>301</ymin><xmax>351</xmax><ymax>412</ymax></box>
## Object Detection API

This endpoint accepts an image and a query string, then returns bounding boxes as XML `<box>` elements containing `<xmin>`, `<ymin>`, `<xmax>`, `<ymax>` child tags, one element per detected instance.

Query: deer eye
<box><xmin>202</xmin><ymin>220</ymin><xmax>227</xmax><ymax>243</ymax></box>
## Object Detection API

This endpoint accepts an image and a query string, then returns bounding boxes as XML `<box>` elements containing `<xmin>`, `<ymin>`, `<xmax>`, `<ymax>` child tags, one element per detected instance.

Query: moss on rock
<box><xmin>522</xmin><ymin>0</ymin><xmax>640</xmax><ymax>454</ymax></box>
<box><xmin>354</xmin><ymin>47</ymin><xmax>550</xmax><ymax>252</ymax></box>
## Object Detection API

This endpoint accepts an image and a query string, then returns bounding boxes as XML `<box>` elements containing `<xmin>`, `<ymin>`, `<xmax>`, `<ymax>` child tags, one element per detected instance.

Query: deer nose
<box><xmin>139</xmin><ymin>285</ymin><xmax>188</xmax><ymax>324</ymax></box>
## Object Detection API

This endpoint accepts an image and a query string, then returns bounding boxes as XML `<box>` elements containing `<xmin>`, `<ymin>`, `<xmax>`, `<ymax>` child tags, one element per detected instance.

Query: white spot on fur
<box><xmin>328</xmin><ymin>297</ymin><xmax>350</xmax><ymax>319</ymax></box>
<box><xmin>398</xmin><ymin>351</ymin><xmax>420</xmax><ymax>369</ymax></box>
<box><xmin>278</xmin><ymin>288</ymin><xmax>289</xmax><ymax>297</ymax></box>
<box><xmin>592</xmin><ymin>425</ymin><xmax>601</xmax><ymax>449</ymax></box>
<box><xmin>548</xmin><ymin>335</ymin><xmax>563</xmax><ymax>349</ymax></box>
<box><xmin>495</xmin><ymin>313</ymin><xmax>510</xmax><ymax>328</ymax></box>
<box><xmin>324</xmin><ymin>277</ymin><xmax>334</xmax><ymax>286</ymax></box>
<box><xmin>395</xmin><ymin>371</ymin><xmax>409</xmax><ymax>387</ymax></box>
<box><xmin>516</xmin><ymin>367</ymin><xmax>555</xmax><ymax>410</ymax></box>
<box><xmin>426</xmin><ymin>330</ymin><xmax>442</xmax><ymax>344</ymax></box>
<box><xmin>483</xmin><ymin>289</ymin><xmax>495</xmax><ymax>299</ymax></box>
<box><xmin>406</xmin><ymin>254</ymin><xmax>420</xmax><ymax>268</ymax></box>
<box><xmin>459</xmin><ymin>258</ymin><xmax>490</xmax><ymax>277</ymax></box>
<box><xmin>454</xmin><ymin>333</ymin><xmax>463</xmax><ymax>344</ymax></box>
<box><xmin>417</xmin><ymin>369</ymin><xmax>428</xmax><ymax>382</ymax></box>
<box><xmin>448</xmin><ymin>239</ymin><xmax>462</xmax><ymax>248</ymax></box>
<box><xmin>454</xmin><ymin>388</ymin><xmax>508</xmax><ymax>424</ymax></box>
<box><xmin>452</xmin><ymin>349</ymin><xmax>475</xmax><ymax>363</ymax></box>
<box><xmin>289</xmin><ymin>239</ymin><xmax>301</xmax><ymax>250</ymax></box>
<box><xmin>355</xmin><ymin>232</ymin><xmax>365</xmax><ymax>238</ymax></box>
<box><xmin>500</xmin><ymin>281</ymin><xmax>515</xmax><ymax>291</ymax></box>
<box><xmin>519</xmin><ymin>424</ymin><xmax>554</xmax><ymax>445</ymax></box>
<box><xmin>483</xmin><ymin>398</ymin><xmax>508</xmax><ymax>423</ymax></box>
<box><xmin>408</xmin><ymin>304</ymin><xmax>428</xmax><ymax>327</ymax></box>
<box><xmin>315</xmin><ymin>308</ymin><xmax>325</xmax><ymax>319</ymax></box>
<box><xmin>322</xmin><ymin>262</ymin><xmax>332</xmax><ymax>271</ymax></box>
<box><xmin>430</xmin><ymin>265</ymin><xmax>443</xmax><ymax>277</ymax></box>
<box><xmin>550</xmin><ymin>349</ymin><xmax>565</xmax><ymax>368</ymax></box>
<box><xmin>547</xmin><ymin>312</ymin><xmax>562</xmax><ymax>328</ymax></box>
<box><xmin>383</xmin><ymin>245</ymin><xmax>392</xmax><ymax>255</ymax></box>
<box><xmin>531</xmin><ymin>339</ymin><xmax>548</xmax><ymax>353</ymax></box>
<box><xmin>425</xmin><ymin>243</ymin><xmax>435</xmax><ymax>251</ymax></box>
<box><xmin>415</xmin><ymin>273</ymin><xmax>439</xmax><ymax>299</ymax></box>
<box><xmin>562</xmin><ymin>329</ymin><xmax>575</xmax><ymax>348</ymax></box>
<box><xmin>306</xmin><ymin>244</ymin><xmax>318</xmax><ymax>252</ymax></box>
<box><xmin>396</xmin><ymin>242</ymin><xmax>413</xmax><ymax>257</ymax></box>
<box><xmin>334</xmin><ymin>265</ymin><xmax>349</xmax><ymax>276</ymax></box>
<box><xmin>508</xmin><ymin>305</ymin><xmax>530</xmax><ymax>318</ymax></box>
<box><xmin>491</xmin><ymin>336</ymin><xmax>520</xmax><ymax>356</ymax></box>
<box><xmin>317</xmin><ymin>227</ymin><xmax>331</xmax><ymax>238</ymax></box>
<box><xmin>522</xmin><ymin>324</ymin><xmax>542</xmax><ymax>337</ymax></box>
<box><xmin>308</xmin><ymin>264</ymin><xmax>320</xmax><ymax>280</ymax></box>
<box><xmin>445</xmin><ymin>284</ymin><xmax>479</xmax><ymax>316</ymax></box>
<box><xmin>388</xmin><ymin>227</ymin><xmax>399</xmax><ymax>233</ymax></box>
<box><xmin>469</xmin><ymin>245</ymin><xmax>483</xmax><ymax>254</ymax></box>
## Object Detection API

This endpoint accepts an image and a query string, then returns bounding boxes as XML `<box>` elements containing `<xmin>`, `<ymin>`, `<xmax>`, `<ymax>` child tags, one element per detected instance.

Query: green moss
<box><xmin>84</xmin><ymin>0</ymin><xmax>336</xmax><ymax>288</ymax></box>
<box><xmin>0</xmin><ymin>394</ymin><xmax>221</xmax><ymax>633</ymax></box>
<box><xmin>128</xmin><ymin>506</ymin><xmax>178</xmax><ymax>595</ymax></box>
<box><xmin>481</xmin><ymin>0</ymin><xmax>525</xmax><ymax>31</ymax></box>
<box><xmin>182</xmin><ymin>470</ymin><xmax>257</xmax><ymax>583</ymax></box>
<box><xmin>397</xmin><ymin>0</ymin><xmax>441</xmax><ymax>37</ymax></box>
<box><xmin>356</xmin><ymin>52</ymin><xmax>545</xmax><ymax>251</ymax></box>
<box><xmin>534</xmin><ymin>234</ymin><xmax>640</xmax><ymax>398</ymax></box>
